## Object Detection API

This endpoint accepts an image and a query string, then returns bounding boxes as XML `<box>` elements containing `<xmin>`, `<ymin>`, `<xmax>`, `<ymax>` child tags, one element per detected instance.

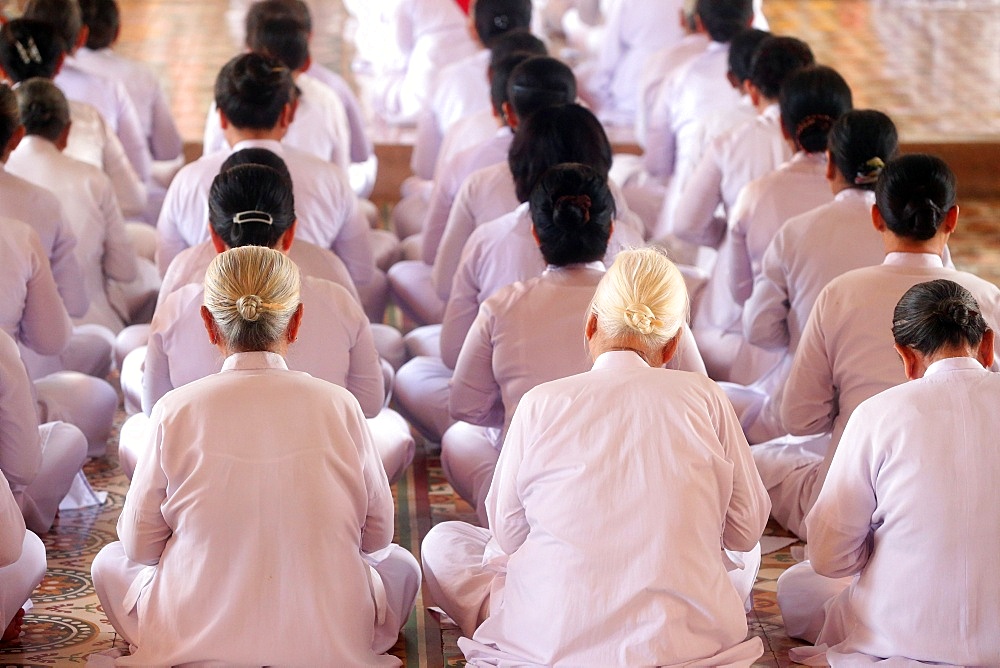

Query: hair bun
<box><xmin>624</xmin><ymin>303</ymin><xmax>662</xmax><ymax>335</ymax></box>
<box><xmin>554</xmin><ymin>194</ymin><xmax>592</xmax><ymax>223</ymax></box>
<box><xmin>236</xmin><ymin>294</ymin><xmax>264</xmax><ymax>322</ymax></box>
<box><xmin>938</xmin><ymin>299</ymin><xmax>975</xmax><ymax>328</ymax></box>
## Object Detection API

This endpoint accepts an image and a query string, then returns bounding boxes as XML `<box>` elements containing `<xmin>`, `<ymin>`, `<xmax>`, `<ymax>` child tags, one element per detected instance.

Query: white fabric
<box><xmin>769</xmin><ymin>253</ymin><xmax>1000</xmax><ymax>539</ymax></box>
<box><xmin>156</xmin><ymin>139</ymin><xmax>372</xmax><ymax>288</ymax></box>
<box><xmin>306</xmin><ymin>62</ymin><xmax>373</xmax><ymax>164</ymax></box>
<box><xmin>74</xmin><ymin>48</ymin><xmax>183</xmax><ymax>162</ymax></box>
<box><xmin>371</xmin><ymin>0</ymin><xmax>477</xmax><ymax>129</ymax></box>
<box><xmin>0</xmin><ymin>165</ymin><xmax>88</xmax><ymax>318</ymax></box>
<box><xmin>635</xmin><ymin>32</ymin><xmax>710</xmax><ymax>149</ymax></box>
<box><xmin>0</xmin><ymin>475</ymin><xmax>45</xmax><ymax>632</ymax></box>
<box><xmin>797</xmin><ymin>357</ymin><xmax>1000</xmax><ymax>665</ymax></box>
<box><xmin>458</xmin><ymin>351</ymin><xmax>768</xmax><ymax>665</ymax></box>
<box><xmin>56</xmin><ymin>59</ymin><xmax>152</xmax><ymax>184</ymax></box>
<box><xmin>7</xmin><ymin>136</ymin><xmax>138</xmax><ymax>332</ymax></box>
<box><xmin>143</xmin><ymin>277</ymin><xmax>382</xmax><ymax>417</ymax></box>
<box><xmin>411</xmin><ymin>49</ymin><xmax>492</xmax><ymax>179</ymax></box>
<box><xmin>726</xmin><ymin>151</ymin><xmax>831</xmax><ymax>304</ymax></box>
<box><xmin>63</xmin><ymin>100</ymin><xmax>147</xmax><ymax>219</ymax></box>
<box><xmin>669</xmin><ymin>104</ymin><xmax>789</xmax><ymax>248</ymax></box>
<box><xmin>203</xmin><ymin>73</ymin><xmax>351</xmax><ymax>170</ymax></box>
<box><xmin>95</xmin><ymin>351</ymin><xmax>408</xmax><ymax>666</ymax></box>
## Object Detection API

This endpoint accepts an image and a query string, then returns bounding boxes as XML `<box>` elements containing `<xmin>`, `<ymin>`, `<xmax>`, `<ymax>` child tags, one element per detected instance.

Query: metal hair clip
<box><xmin>231</xmin><ymin>210</ymin><xmax>274</xmax><ymax>226</ymax></box>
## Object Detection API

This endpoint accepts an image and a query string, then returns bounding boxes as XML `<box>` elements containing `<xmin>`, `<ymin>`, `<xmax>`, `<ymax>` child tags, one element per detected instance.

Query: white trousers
<box><xmin>119</xmin><ymin>409</ymin><xmax>414</xmax><ymax>485</ymax></box>
<box><xmin>92</xmin><ymin>541</ymin><xmax>421</xmax><ymax>654</ymax></box>
<box><xmin>0</xmin><ymin>531</ymin><xmax>45</xmax><ymax>632</ymax></box>
<box><xmin>387</xmin><ymin>261</ymin><xmax>445</xmax><ymax>326</ymax></box>
<box><xmin>391</xmin><ymin>188</ymin><xmax>430</xmax><ymax>240</ymax></box>
<box><xmin>20</xmin><ymin>324</ymin><xmax>115</xmax><ymax>381</ymax></box>
<box><xmin>776</xmin><ymin>560</ymin><xmax>853</xmax><ymax>644</ymax></box>
<box><xmin>35</xmin><ymin>372</ymin><xmax>118</xmax><ymax>457</ymax></box>
<box><xmin>369</xmin><ymin>228</ymin><xmax>402</xmax><ymax>272</ymax></box>
<box><xmin>422</xmin><ymin>522</ymin><xmax>762</xmax><ymax>639</ymax></box>
<box><xmin>440</xmin><ymin>422</ymin><xmax>499</xmax><ymax>527</ymax></box>
<box><xmin>17</xmin><ymin>421</ymin><xmax>88</xmax><ymax>533</ymax></box>
<box><xmin>751</xmin><ymin>434</ymin><xmax>830</xmax><ymax>542</ymax></box>
<box><xmin>393</xmin><ymin>356</ymin><xmax>454</xmax><ymax>443</ymax></box>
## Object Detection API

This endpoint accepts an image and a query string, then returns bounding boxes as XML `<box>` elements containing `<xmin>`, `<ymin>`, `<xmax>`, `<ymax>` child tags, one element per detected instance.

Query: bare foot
<box><xmin>1</xmin><ymin>608</ymin><xmax>25</xmax><ymax>643</ymax></box>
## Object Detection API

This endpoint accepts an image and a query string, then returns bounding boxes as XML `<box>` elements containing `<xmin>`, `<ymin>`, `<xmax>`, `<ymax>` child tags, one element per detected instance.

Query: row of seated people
<box><xmin>2</xmin><ymin>0</ymin><xmax>999</xmax><ymax>663</ymax></box>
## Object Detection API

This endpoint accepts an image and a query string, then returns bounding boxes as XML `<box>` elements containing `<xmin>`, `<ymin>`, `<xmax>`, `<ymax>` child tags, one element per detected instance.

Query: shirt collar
<box><xmin>882</xmin><ymin>252</ymin><xmax>945</xmax><ymax>268</ymax></box>
<box><xmin>592</xmin><ymin>349</ymin><xmax>651</xmax><ymax>370</ymax></box>
<box><xmin>230</xmin><ymin>138</ymin><xmax>284</xmax><ymax>154</ymax></box>
<box><xmin>543</xmin><ymin>261</ymin><xmax>605</xmax><ymax>275</ymax></box>
<box><xmin>924</xmin><ymin>356</ymin><xmax>987</xmax><ymax>377</ymax></box>
<box><xmin>221</xmin><ymin>351</ymin><xmax>289</xmax><ymax>372</ymax></box>
<box><xmin>833</xmin><ymin>188</ymin><xmax>876</xmax><ymax>205</ymax></box>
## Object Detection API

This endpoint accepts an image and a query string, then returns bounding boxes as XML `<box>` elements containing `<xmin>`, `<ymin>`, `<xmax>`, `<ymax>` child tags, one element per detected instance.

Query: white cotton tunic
<box><xmin>7</xmin><ymin>136</ymin><xmax>138</xmax><ymax>332</ymax></box>
<box><xmin>117</xmin><ymin>351</ymin><xmax>399</xmax><ymax>666</ymax></box>
<box><xmin>780</xmin><ymin>253</ymin><xmax>1000</xmax><ymax>512</ymax></box>
<box><xmin>461</xmin><ymin>351</ymin><xmax>769</xmax><ymax>666</ymax></box>
<box><xmin>805</xmin><ymin>357</ymin><xmax>1000</xmax><ymax>666</ymax></box>
<box><xmin>156</xmin><ymin>139</ymin><xmax>371</xmax><ymax>285</ymax></box>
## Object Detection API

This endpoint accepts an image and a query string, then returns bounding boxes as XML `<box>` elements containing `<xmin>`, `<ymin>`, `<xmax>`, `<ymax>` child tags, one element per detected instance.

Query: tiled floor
<box><xmin>2</xmin><ymin>0</ymin><xmax>999</xmax><ymax>665</ymax></box>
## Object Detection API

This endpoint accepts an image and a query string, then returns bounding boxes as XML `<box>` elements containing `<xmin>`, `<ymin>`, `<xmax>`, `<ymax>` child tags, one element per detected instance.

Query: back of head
<box><xmin>203</xmin><ymin>245</ymin><xmax>301</xmax><ymax>353</ymax></box>
<box><xmin>16</xmin><ymin>76</ymin><xmax>70</xmax><ymax>141</ymax></box>
<box><xmin>875</xmin><ymin>153</ymin><xmax>956</xmax><ymax>242</ymax></box>
<box><xmin>0</xmin><ymin>19</ymin><xmax>63</xmax><ymax>82</ymax></box>
<box><xmin>214</xmin><ymin>52</ymin><xmax>293</xmax><ymax>131</ymax></box>
<box><xmin>779</xmin><ymin>65</ymin><xmax>853</xmax><ymax>153</ymax></box>
<box><xmin>696</xmin><ymin>0</ymin><xmax>753</xmax><ymax>43</ymax></box>
<box><xmin>507</xmin><ymin>55</ymin><xmax>577</xmax><ymax>121</ymax></box>
<box><xmin>529</xmin><ymin>163</ymin><xmax>614</xmax><ymax>266</ymax></box>
<box><xmin>247</xmin><ymin>14</ymin><xmax>309</xmax><ymax>72</ymax></box>
<box><xmin>210</xmin><ymin>154</ymin><xmax>295</xmax><ymax>249</ymax></box>
<box><xmin>245</xmin><ymin>0</ymin><xmax>311</xmax><ymax>43</ymax></box>
<box><xmin>893</xmin><ymin>279</ymin><xmax>987</xmax><ymax>356</ymax></box>
<box><xmin>508</xmin><ymin>103</ymin><xmax>610</xmax><ymax>202</ymax></box>
<box><xmin>22</xmin><ymin>0</ymin><xmax>81</xmax><ymax>54</ymax></box>
<box><xmin>727</xmin><ymin>28</ymin><xmax>769</xmax><ymax>84</ymax></box>
<box><xmin>749</xmin><ymin>35</ymin><xmax>814</xmax><ymax>100</ymax></box>
<box><xmin>0</xmin><ymin>85</ymin><xmax>18</xmax><ymax>147</ymax></box>
<box><xmin>591</xmin><ymin>247</ymin><xmax>689</xmax><ymax>350</ymax></box>
<box><xmin>474</xmin><ymin>0</ymin><xmax>532</xmax><ymax>48</ymax></box>
<box><xmin>79</xmin><ymin>0</ymin><xmax>119</xmax><ymax>50</ymax></box>
<box><xmin>488</xmin><ymin>28</ymin><xmax>546</xmax><ymax>65</ymax></box>
<box><xmin>490</xmin><ymin>53</ymin><xmax>531</xmax><ymax>117</ymax></box>
<box><xmin>828</xmin><ymin>109</ymin><xmax>898</xmax><ymax>191</ymax></box>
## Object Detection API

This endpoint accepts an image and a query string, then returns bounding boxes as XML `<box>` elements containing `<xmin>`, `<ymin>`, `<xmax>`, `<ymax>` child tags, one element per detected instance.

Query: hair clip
<box><xmin>13</xmin><ymin>37</ymin><xmax>41</xmax><ymax>66</ymax></box>
<box><xmin>854</xmin><ymin>157</ymin><xmax>886</xmax><ymax>185</ymax></box>
<box><xmin>232</xmin><ymin>210</ymin><xmax>274</xmax><ymax>226</ymax></box>
<box><xmin>493</xmin><ymin>14</ymin><xmax>510</xmax><ymax>30</ymax></box>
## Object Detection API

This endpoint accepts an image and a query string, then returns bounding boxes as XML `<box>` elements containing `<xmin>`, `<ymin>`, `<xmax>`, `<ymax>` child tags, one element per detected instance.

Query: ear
<box><xmin>299</xmin><ymin>54</ymin><xmax>312</xmax><ymax>76</ymax></box>
<box><xmin>530</xmin><ymin>223</ymin><xmax>541</xmax><ymax>247</ymax></box>
<box><xmin>4</xmin><ymin>124</ymin><xmax>24</xmax><ymax>157</ymax></box>
<box><xmin>894</xmin><ymin>343</ymin><xmax>922</xmax><ymax>380</ymax></box>
<box><xmin>286</xmin><ymin>302</ymin><xmax>304</xmax><ymax>344</ymax></box>
<box><xmin>585</xmin><ymin>311</ymin><xmax>598</xmax><ymax>341</ymax></box>
<box><xmin>53</xmin><ymin>51</ymin><xmax>66</xmax><ymax>77</ymax></box>
<box><xmin>277</xmin><ymin>220</ymin><xmax>297</xmax><ymax>252</ymax></box>
<box><xmin>502</xmin><ymin>101</ymin><xmax>518</xmax><ymax>130</ymax></box>
<box><xmin>660</xmin><ymin>333</ymin><xmax>680</xmax><ymax>366</ymax></box>
<box><xmin>977</xmin><ymin>328</ymin><xmax>995</xmax><ymax>369</ymax></box>
<box><xmin>208</xmin><ymin>224</ymin><xmax>229</xmax><ymax>253</ymax></box>
<box><xmin>279</xmin><ymin>100</ymin><xmax>297</xmax><ymax>129</ymax></box>
<box><xmin>746</xmin><ymin>81</ymin><xmax>762</xmax><ymax>107</ymax></box>
<box><xmin>871</xmin><ymin>203</ymin><xmax>887</xmax><ymax>233</ymax></box>
<box><xmin>75</xmin><ymin>26</ymin><xmax>89</xmax><ymax>52</ymax></box>
<box><xmin>941</xmin><ymin>204</ymin><xmax>959</xmax><ymax>235</ymax></box>
<box><xmin>55</xmin><ymin>122</ymin><xmax>71</xmax><ymax>151</ymax></box>
<box><xmin>201</xmin><ymin>305</ymin><xmax>220</xmax><ymax>346</ymax></box>
<box><xmin>825</xmin><ymin>150</ymin><xmax>836</xmax><ymax>181</ymax></box>
<box><xmin>218</xmin><ymin>106</ymin><xmax>229</xmax><ymax>130</ymax></box>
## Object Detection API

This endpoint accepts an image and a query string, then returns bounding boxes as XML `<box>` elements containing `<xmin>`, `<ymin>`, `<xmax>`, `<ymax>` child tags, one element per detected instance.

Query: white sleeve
<box><xmin>487</xmin><ymin>397</ymin><xmax>531</xmax><ymax>554</ymax></box>
<box><xmin>449</xmin><ymin>302</ymin><xmax>505</xmax><ymax>428</ymax></box>
<box><xmin>0</xmin><ymin>475</ymin><xmax>26</xmax><ymax>567</ymax></box>
<box><xmin>0</xmin><ymin>332</ymin><xmax>43</xmax><ymax>490</ymax></box>
<box><xmin>118</xmin><ymin>406</ymin><xmax>171</xmax><ymax>565</ymax></box>
<box><xmin>780</xmin><ymin>288</ymin><xmax>839</xmax><ymax>436</ymax></box>
<box><xmin>743</xmin><ymin>233</ymin><xmax>792</xmax><ymax>350</ymax></box>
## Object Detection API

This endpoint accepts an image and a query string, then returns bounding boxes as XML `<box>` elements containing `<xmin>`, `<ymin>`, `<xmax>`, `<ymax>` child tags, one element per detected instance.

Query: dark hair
<box><xmin>22</xmin><ymin>0</ymin><xmax>80</xmax><ymax>54</ymax></box>
<box><xmin>893</xmin><ymin>279</ymin><xmax>987</xmax><ymax>356</ymax></box>
<box><xmin>749</xmin><ymin>35</ymin><xmax>814</xmax><ymax>100</ymax></box>
<box><xmin>209</xmin><ymin>161</ymin><xmax>296</xmax><ymax>249</ymax></box>
<box><xmin>875</xmin><ymin>154</ymin><xmax>956</xmax><ymax>242</ymax></box>
<box><xmin>488</xmin><ymin>28</ymin><xmax>546</xmax><ymax>65</ymax></box>
<box><xmin>0</xmin><ymin>85</ymin><xmax>17</xmax><ymax>147</ymax></box>
<box><xmin>530</xmin><ymin>163</ymin><xmax>614</xmax><ymax>266</ymax></box>
<box><xmin>828</xmin><ymin>110</ymin><xmax>898</xmax><ymax>191</ymax></box>
<box><xmin>79</xmin><ymin>0</ymin><xmax>119</xmax><ymax>49</ymax></box>
<box><xmin>508</xmin><ymin>104</ymin><xmax>612</xmax><ymax>203</ymax></box>
<box><xmin>779</xmin><ymin>65</ymin><xmax>852</xmax><ymax>153</ymax></box>
<box><xmin>507</xmin><ymin>55</ymin><xmax>577</xmax><ymax>121</ymax></box>
<box><xmin>474</xmin><ymin>0</ymin><xmax>532</xmax><ymax>47</ymax></box>
<box><xmin>490</xmin><ymin>53</ymin><xmax>530</xmax><ymax>117</ymax></box>
<box><xmin>220</xmin><ymin>146</ymin><xmax>293</xmax><ymax>183</ymax></box>
<box><xmin>245</xmin><ymin>0</ymin><xmax>312</xmax><ymax>40</ymax></box>
<box><xmin>727</xmin><ymin>28</ymin><xmax>770</xmax><ymax>83</ymax></box>
<box><xmin>696</xmin><ymin>0</ymin><xmax>753</xmax><ymax>43</ymax></box>
<box><xmin>214</xmin><ymin>52</ymin><xmax>294</xmax><ymax>130</ymax></box>
<box><xmin>247</xmin><ymin>14</ymin><xmax>309</xmax><ymax>71</ymax></box>
<box><xmin>16</xmin><ymin>76</ymin><xmax>70</xmax><ymax>141</ymax></box>
<box><xmin>0</xmin><ymin>19</ymin><xmax>63</xmax><ymax>81</ymax></box>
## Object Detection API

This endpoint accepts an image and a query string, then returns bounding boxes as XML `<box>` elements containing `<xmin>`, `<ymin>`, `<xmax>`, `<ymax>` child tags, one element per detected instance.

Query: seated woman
<box><xmin>92</xmin><ymin>246</ymin><xmax>420</xmax><ymax>665</ymax></box>
<box><xmin>778</xmin><ymin>279</ymin><xmax>1000</xmax><ymax>665</ymax></box>
<box><xmin>0</xmin><ymin>471</ymin><xmax>46</xmax><ymax>644</ymax></box>
<box><xmin>755</xmin><ymin>154</ymin><xmax>1000</xmax><ymax>541</ymax></box>
<box><xmin>422</xmin><ymin>247</ymin><xmax>769</xmax><ymax>664</ymax></box>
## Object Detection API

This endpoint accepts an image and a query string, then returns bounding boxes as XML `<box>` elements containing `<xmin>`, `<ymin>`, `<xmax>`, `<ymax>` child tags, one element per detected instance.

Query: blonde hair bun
<box><xmin>236</xmin><ymin>294</ymin><xmax>264</xmax><ymax>322</ymax></box>
<box><xmin>624</xmin><ymin>303</ymin><xmax>662</xmax><ymax>335</ymax></box>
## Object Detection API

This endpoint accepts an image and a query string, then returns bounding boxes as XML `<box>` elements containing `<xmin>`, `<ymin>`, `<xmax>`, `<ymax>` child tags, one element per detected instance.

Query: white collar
<box><xmin>882</xmin><ymin>252</ymin><xmax>945</xmax><ymax>268</ymax></box>
<box><xmin>221</xmin><ymin>351</ymin><xmax>289</xmax><ymax>372</ymax></box>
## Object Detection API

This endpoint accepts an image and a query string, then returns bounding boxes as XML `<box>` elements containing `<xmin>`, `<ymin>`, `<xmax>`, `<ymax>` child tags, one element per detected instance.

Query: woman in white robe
<box><xmin>91</xmin><ymin>246</ymin><xmax>420</xmax><ymax>666</ymax></box>
<box><xmin>779</xmin><ymin>279</ymin><xmax>1000</xmax><ymax>666</ymax></box>
<box><xmin>0</xmin><ymin>473</ymin><xmax>45</xmax><ymax>644</ymax></box>
<box><xmin>757</xmin><ymin>154</ymin><xmax>1000</xmax><ymax>540</ymax></box>
<box><xmin>423</xmin><ymin>247</ymin><xmax>768</xmax><ymax>665</ymax></box>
